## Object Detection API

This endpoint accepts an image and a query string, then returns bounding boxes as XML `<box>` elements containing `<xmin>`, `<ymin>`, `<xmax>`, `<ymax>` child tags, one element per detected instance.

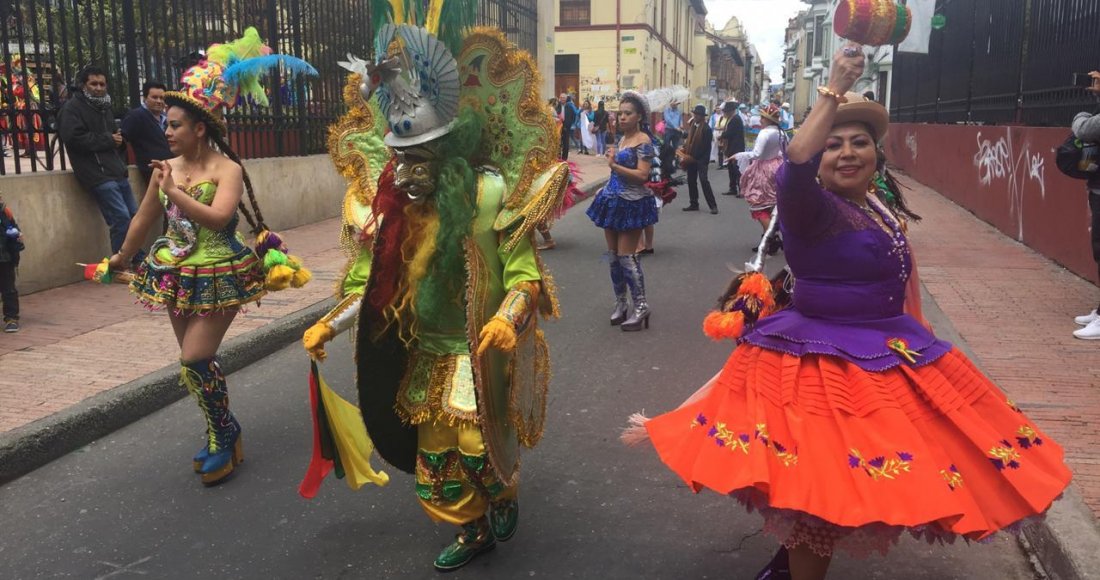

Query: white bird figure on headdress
<box><xmin>338</xmin><ymin>53</ymin><xmax>407</xmax><ymax>105</ymax></box>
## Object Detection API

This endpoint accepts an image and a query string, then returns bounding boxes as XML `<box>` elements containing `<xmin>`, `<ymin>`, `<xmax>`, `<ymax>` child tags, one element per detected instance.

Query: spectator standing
<box><xmin>662</xmin><ymin>100</ymin><xmax>684</xmax><ymax>158</ymax></box>
<box><xmin>0</xmin><ymin>191</ymin><xmax>23</xmax><ymax>332</ymax></box>
<box><xmin>679</xmin><ymin>104</ymin><xmax>718</xmax><ymax>214</ymax></box>
<box><xmin>719</xmin><ymin>101</ymin><xmax>746</xmax><ymax>197</ymax></box>
<box><xmin>120</xmin><ymin>81</ymin><xmax>172</xmax><ymax>187</ymax></box>
<box><xmin>780</xmin><ymin>102</ymin><xmax>794</xmax><ymax>131</ymax></box>
<box><xmin>593</xmin><ymin>101</ymin><xmax>610</xmax><ymax>155</ymax></box>
<box><xmin>1072</xmin><ymin>70</ymin><xmax>1100</xmax><ymax>339</ymax></box>
<box><xmin>557</xmin><ymin>93</ymin><xmax>578</xmax><ymax>160</ymax></box>
<box><xmin>579</xmin><ymin>99</ymin><xmax>595</xmax><ymax>155</ymax></box>
<box><xmin>59</xmin><ymin>66</ymin><xmax>139</xmax><ymax>258</ymax></box>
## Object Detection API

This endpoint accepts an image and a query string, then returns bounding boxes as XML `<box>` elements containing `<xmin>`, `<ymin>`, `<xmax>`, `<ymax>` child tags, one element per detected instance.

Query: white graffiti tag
<box><xmin>905</xmin><ymin>133</ymin><xmax>919</xmax><ymax>162</ymax></box>
<box><xmin>973</xmin><ymin>132</ymin><xmax>1011</xmax><ymax>186</ymax></box>
<box><xmin>972</xmin><ymin>130</ymin><xmax>1049</xmax><ymax>239</ymax></box>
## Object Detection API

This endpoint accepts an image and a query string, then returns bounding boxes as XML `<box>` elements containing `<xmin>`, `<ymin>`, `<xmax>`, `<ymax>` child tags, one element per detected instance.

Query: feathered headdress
<box><xmin>165</xmin><ymin>27</ymin><xmax>318</xmax><ymax>134</ymax></box>
<box><xmin>337</xmin><ymin>0</ymin><xmax>473</xmax><ymax>147</ymax></box>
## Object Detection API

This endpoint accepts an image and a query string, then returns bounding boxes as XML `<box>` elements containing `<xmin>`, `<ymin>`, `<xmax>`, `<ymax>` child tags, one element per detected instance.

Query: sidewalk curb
<box><xmin>0</xmin><ymin>298</ymin><xmax>335</xmax><ymax>485</ymax></box>
<box><xmin>919</xmin><ymin>285</ymin><xmax>1100</xmax><ymax>580</ymax></box>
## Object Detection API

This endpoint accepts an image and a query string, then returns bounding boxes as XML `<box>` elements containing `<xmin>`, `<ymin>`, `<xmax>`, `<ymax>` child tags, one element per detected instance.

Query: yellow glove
<box><xmin>477</xmin><ymin>316</ymin><xmax>517</xmax><ymax>355</ymax></box>
<box><xmin>303</xmin><ymin>322</ymin><xmax>336</xmax><ymax>361</ymax></box>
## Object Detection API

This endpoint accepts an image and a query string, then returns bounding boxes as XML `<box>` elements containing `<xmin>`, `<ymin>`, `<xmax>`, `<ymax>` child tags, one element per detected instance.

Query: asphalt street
<box><xmin>0</xmin><ymin>167</ymin><xmax>1040</xmax><ymax>579</ymax></box>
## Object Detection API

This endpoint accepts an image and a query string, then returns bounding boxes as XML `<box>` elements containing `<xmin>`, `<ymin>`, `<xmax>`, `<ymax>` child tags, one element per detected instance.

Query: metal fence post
<box><xmin>267</xmin><ymin>0</ymin><xmax>283</xmax><ymax>156</ymax></box>
<box><xmin>122</xmin><ymin>0</ymin><xmax>140</xmax><ymax>108</ymax></box>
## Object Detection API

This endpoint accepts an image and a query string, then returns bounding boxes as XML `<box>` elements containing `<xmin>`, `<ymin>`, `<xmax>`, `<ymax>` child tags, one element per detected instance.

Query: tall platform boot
<box><xmin>182</xmin><ymin>357</ymin><xmax>243</xmax><ymax>485</ymax></box>
<box><xmin>619</xmin><ymin>254</ymin><xmax>651</xmax><ymax>331</ymax></box>
<box><xmin>608</xmin><ymin>253</ymin><xmax>628</xmax><ymax>325</ymax></box>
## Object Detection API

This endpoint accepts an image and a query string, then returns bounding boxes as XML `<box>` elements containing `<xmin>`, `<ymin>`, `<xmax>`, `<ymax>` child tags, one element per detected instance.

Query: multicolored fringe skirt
<box><xmin>131</xmin><ymin>248</ymin><xmax>266</xmax><ymax>314</ymax></box>
<box><xmin>643</xmin><ymin>344</ymin><xmax>1071</xmax><ymax>558</ymax></box>
<box><xmin>586</xmin><ymin>190</ymin><xmax>659</xmax><ymax>231</ymax></box>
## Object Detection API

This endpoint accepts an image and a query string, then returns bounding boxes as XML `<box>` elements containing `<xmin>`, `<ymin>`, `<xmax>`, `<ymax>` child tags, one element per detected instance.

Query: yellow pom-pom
<box><xmin>265</xmin><ymin>264</ymin><xmax>294</xmax><ymax>291</ymax></box>
<box><xmin>291</xmin><ymin>266</ymin><xmax>312</xmax><ymax>288</ymax></box>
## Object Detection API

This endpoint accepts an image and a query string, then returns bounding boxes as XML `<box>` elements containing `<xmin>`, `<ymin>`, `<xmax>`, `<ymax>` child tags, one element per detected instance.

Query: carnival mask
<box><xmin>394</xmin><ymin>145</ymin><xmax>438</xmax><ymax>202</ymax></box>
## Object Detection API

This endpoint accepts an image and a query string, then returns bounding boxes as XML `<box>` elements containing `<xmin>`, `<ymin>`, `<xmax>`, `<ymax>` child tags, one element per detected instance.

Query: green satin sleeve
<box><xmin>498</xmin><ymin>230</ymin><xmax>540</xmax><ymax>290</ymax></box>
<box><xmin>341</xmin><ymin>245</ymin><xmax>373</xmax><ymax>297</ymax></box>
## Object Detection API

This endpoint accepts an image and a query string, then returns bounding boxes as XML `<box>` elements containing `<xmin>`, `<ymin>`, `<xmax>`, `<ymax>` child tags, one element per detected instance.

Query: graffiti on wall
<box><xmin>972</xmin><ymin>130</ymin><xmax>1048</xmax><ymax>240</ymax></box>
<box><xmin>579</xmin><ymin>71</ymin><xmax>620</xmax><ymax>108</ymax></box>
<box><xmin>905</xmin><ymin>132</ymin><xmax>918</xmax><ymax>163</ymax></box>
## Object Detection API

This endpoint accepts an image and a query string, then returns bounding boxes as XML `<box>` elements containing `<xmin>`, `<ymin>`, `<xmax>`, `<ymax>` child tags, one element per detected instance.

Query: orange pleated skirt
<box><xmin>644</xmin><ymin>344</ymin><xmax>1072</xmax><ymax>557</ymax></box>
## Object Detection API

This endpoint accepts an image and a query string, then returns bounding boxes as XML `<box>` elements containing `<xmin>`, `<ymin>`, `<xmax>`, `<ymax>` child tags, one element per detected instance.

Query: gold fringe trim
<box><xmin>395</xmin><ymin>351</ymin><xmax>481</xmax><ymax>427</ymax></box>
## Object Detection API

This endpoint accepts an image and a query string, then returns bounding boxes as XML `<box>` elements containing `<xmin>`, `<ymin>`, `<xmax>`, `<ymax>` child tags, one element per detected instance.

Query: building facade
<box><xmin>553</xmin><ymin>0</ymin><xmax>708</xmax><ymax>107</ymax></box>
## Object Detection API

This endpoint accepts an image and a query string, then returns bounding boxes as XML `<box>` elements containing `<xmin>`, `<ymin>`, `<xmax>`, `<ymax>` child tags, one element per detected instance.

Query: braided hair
<box><xmin>874</xmin><ymin>148</ymin><xmax>921</xmax><ymax>222</ymax></box>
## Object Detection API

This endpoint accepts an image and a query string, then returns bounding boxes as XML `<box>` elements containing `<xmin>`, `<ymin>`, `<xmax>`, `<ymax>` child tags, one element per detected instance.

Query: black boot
<box><xmin>754</xmin><ymin>546</ymin><xmax>791</xmax><ymax>580</ymax></box>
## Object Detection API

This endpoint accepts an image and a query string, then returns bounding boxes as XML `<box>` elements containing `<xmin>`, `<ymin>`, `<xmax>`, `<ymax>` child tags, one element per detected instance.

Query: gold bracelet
<box><xmin>817</xmin><ymin>86</ymin><xmax>849</xmax><ymax>103</ymax></box>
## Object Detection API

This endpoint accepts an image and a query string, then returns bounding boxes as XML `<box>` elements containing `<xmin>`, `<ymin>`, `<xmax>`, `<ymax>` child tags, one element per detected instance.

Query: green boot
<box><xmin>433</xmin><ymin>515</ymin><xmax>495</xmax><ymax>571</ymax></box>
<box><xmin>489</xmin><ymin>498</ymin><xmax>519</xmax><ymax>541</ymax></box>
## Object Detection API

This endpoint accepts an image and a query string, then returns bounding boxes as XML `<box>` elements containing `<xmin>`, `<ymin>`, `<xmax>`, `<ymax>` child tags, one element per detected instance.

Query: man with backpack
<box><xmin>1069</xmin><ymin>71</ymin><xmax>1100</xmax><ymax>339</ymax></box>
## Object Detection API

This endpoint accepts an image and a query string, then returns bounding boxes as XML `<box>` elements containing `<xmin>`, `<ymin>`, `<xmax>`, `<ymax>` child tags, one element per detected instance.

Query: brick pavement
<box><xmin>0</xmin><ymin>153</ymin><xmax>610</xmax><ymax>434</ymax></box>
<box><xmin>898</xmin><ymin>172</ymin><xmax>1100</xmax><ymax>518</ymax></box>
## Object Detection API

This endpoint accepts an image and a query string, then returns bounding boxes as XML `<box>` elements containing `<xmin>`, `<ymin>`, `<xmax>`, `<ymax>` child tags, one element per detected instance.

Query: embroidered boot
<box><xmin>457</xmin><ymin>453</ymin><xmax>517</xmax><ymax>541</ymax></box>
<box><xmin>182</xmin><ymin>358</ymin><xmax>243</xmax><ymax>485</ymax></box>
<box><xmin>619</xmin><ymin>254</ymin><xmax>650</xmax><ymax>331</ymax></box>
<box><xmin>433</xmin><ymin>515</ymin><xmax>496</xmax><ymax>571</ymax></box>
<box><xmin>489</xmin><ymin>498</ymin><xmax>519</xmax><ymax>541</ymax></box>
<box><xmin>608</xmin><ymin>254</ymin><xmax>628</xmax><ymax>325</ymax></box>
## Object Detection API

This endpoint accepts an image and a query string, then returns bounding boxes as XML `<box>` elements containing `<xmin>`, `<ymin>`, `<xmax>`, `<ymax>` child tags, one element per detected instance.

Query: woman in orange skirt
<box><xmin>635</xmin><ymin>45</ymin><xmax>1072</xmax><ymax>580</ymax></box>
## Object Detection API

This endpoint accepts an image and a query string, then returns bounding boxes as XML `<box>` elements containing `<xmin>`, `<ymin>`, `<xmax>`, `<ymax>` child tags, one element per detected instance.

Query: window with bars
<box><xmin>560</xmin><ymin>0</ymin><xmax>590</xmax><ymax>26</ymax></box>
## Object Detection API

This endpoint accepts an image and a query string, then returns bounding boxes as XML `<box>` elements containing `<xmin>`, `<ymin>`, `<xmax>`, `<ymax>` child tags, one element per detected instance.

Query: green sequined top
<box><xmin>154</xmin><ymin>181</ymin><xmax>252</xmax><ymax>266</ymax></box>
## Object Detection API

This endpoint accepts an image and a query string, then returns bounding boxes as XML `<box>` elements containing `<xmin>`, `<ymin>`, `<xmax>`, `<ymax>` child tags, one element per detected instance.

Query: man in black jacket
<box><xmin>719</xmin><ymin>101</ymin><xmax>746</xmax><ymax>197</ymax></box>
<box><xmin>681</xmin><ymin>105</ymin><xmax>717</xmax><ymax>214</ymax></box>
<box><xmin>59</xmin><ymin>66</ymin><xmax>138</xmax><ymax>256</ymax></box>
<box><xmin>121</xmin><ymin>81</ymin><xmax>172</xmax><ymax>187</ymax></box>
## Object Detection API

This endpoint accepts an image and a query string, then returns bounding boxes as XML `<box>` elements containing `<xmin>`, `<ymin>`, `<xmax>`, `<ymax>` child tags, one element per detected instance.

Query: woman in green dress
<box><xmin>108</xmin><ymin>28</ymin><xmax>314</xmax><ymax>485</ymax></box>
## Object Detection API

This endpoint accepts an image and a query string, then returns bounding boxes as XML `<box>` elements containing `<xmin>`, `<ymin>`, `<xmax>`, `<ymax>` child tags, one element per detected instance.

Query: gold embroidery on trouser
<box><xmin>396</xmin><ymin>351</ymin><xmax>479</xmax><ymax>426</ymax></box>
<box><xmin>415</xmin><ymin>420</ymin><xmax>517</xmax><ymax>525</ymax></box>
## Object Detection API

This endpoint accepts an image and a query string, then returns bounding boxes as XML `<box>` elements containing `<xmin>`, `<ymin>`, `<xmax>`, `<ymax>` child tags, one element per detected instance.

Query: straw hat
<box><xmin>833</xmin><ymin>92</ymin><xmax>889</xmax><ymax>141</ymax></box>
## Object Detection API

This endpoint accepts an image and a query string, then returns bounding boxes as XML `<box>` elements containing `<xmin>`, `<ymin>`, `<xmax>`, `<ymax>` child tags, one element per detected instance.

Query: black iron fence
<box><xmin>892</xmin><ymin>0</ymin><xmax>1100</xmax><ymax>127</ymax></box>
<box><xmin>0</xmin><ymin>0</ymin><xmax>377</xmax><ymax>175</ymax></box>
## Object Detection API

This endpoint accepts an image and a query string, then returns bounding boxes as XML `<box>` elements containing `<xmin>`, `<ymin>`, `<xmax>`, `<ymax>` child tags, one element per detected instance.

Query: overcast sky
<box><xmin>704</xmin><ymin>0</ymin><xmax>809</xmax><ymax>81</ymax></box>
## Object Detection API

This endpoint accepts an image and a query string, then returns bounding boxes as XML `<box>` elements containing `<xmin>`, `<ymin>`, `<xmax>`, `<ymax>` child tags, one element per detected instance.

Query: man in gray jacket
<box><xmin>1072</xmin><ymin>70</ymin><xmax>1100</xmax><ymax>339</ymax></box>
<box><xmin>59</xmin><ymin>66</ymin><xmax>138</xmax><ymax>256</ymax></box>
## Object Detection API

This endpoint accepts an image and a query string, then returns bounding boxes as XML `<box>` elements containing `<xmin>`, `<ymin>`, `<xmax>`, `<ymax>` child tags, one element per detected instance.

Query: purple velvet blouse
<box><xmin>741</xmin><ymin>153</ymin><xmax>953</xmax><ymax>371</ymax></box>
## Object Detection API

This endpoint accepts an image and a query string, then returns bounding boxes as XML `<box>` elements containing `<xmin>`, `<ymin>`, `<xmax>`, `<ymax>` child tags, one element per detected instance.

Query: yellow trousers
<box><xmin>415</xmin><ymin>420</ymin><xmax>517</xmax><ymax>525</ymax></box>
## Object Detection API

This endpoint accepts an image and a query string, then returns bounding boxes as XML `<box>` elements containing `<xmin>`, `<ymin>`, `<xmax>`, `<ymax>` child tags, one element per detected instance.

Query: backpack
<box><xmin>1055</xmin><ymin>133</ymin><xmax>1100</xmax><ymax>180</ymax></box>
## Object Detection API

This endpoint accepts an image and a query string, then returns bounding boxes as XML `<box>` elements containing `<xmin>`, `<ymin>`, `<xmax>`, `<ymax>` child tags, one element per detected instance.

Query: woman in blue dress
<box><xmin>586</xmin><ymin>91</ymin><xmax>659</xmax><ymax>331</ymax></box>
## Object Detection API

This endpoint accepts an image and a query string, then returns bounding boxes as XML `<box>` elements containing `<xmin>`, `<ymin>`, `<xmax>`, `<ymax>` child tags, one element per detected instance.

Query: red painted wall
<box><xmin>884</xmin><ymin>123</ymin><xmax>1096</xmax><ymax>284</ymax></box>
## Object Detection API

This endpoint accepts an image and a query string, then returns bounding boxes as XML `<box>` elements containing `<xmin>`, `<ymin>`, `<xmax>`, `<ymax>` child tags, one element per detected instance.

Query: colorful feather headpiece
<box><xmin>164</xmin><ymin>27</ymin><xmax>318</xmax><ymax>134</ymax></box>
<box><xmin>338</xmin><ymin>0</ymin><xmax>473</xmax><ymax>147</ymax></box>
